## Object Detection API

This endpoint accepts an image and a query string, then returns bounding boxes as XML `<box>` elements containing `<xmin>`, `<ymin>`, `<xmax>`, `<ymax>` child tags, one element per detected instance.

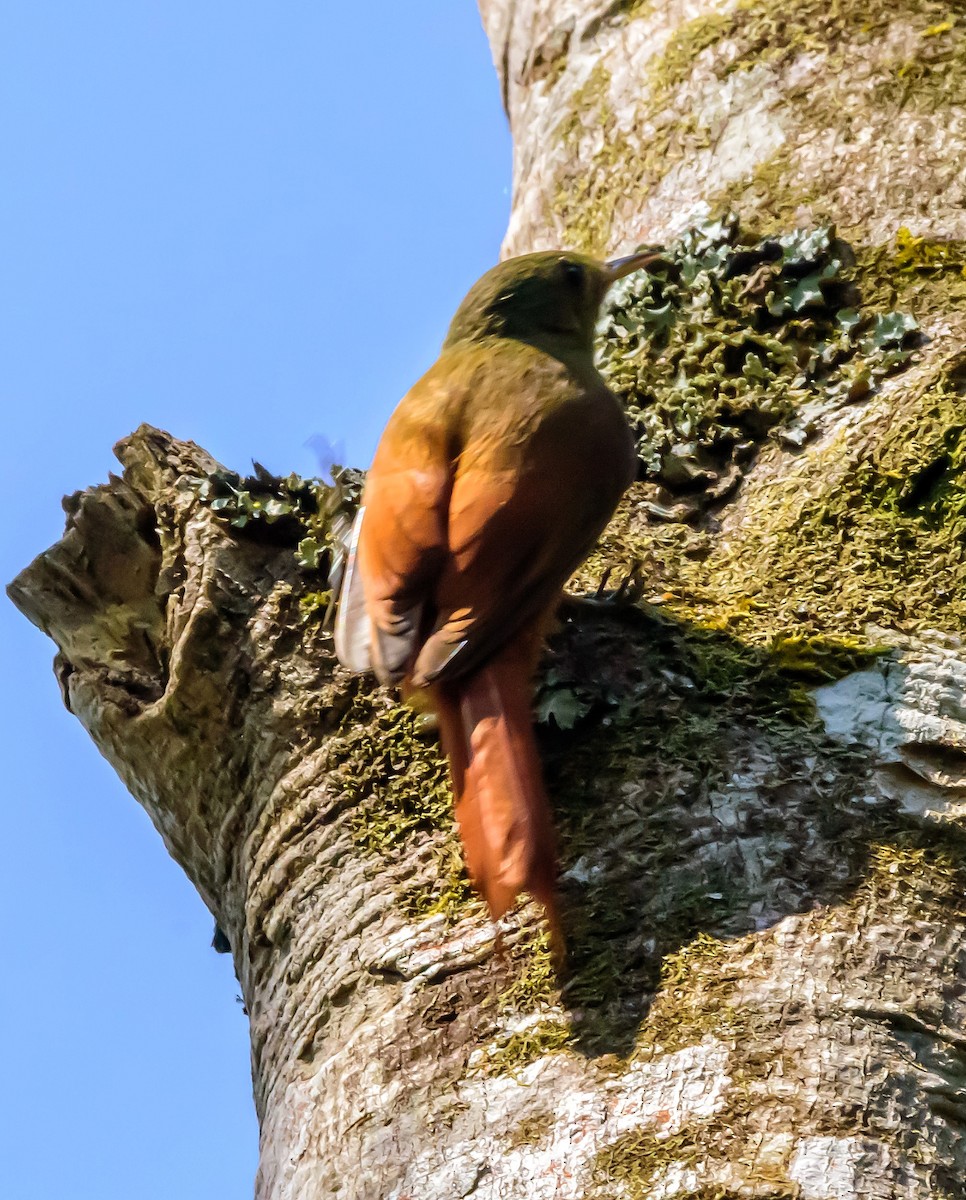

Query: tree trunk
<box><xmin>10</xmin><ymin>3</ymin><xmax>966</xmax><ymax>1197</ymax></box>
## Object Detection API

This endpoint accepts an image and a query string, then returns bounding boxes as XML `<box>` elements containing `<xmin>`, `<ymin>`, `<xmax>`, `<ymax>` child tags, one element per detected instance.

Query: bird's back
<box><xmin>424</xmin><ymin>338</ymin><xmax>633</xmax><ymax>679</ymax></box>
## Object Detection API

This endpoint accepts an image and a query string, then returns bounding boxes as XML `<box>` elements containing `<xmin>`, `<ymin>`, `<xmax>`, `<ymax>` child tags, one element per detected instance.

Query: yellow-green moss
<box><xmin>765</xmin><ymin>632</ymin><xmax>890</xmax><ymax>682</ymax></box>
<box><xmin>478</xmin><ymin>1020</ymin><xmax>573</xmax><ymax>1077</ymax></box>
<box><xmin>857</xmin><ymin>837</ymin><xmax>966</xmax><ymax>918</ymax></box>
<box><xmin>871</xmin><ymin>17</ymin><xmax>966</xmax><ymax>112</ymax></box>
<box><xmin>587</xmin><ymin>826</ymin><xmax>966</xmax><ymax>1195</ymax></box>
<box><xmin>587</xmin><ymin>220</ymin><xmax>966</xmax><ymax>650</ymax></box>
<box><xmin>298</xmin><ymin>590</ymin><xmax>332</xmax><ymax>620</ymax></box>
<box><xmin>893</xmin><ymin>226</ymin><xmax>966</xmax><ymax>276</ymax></box>
<box><xmin>509</xmin><ymin>1110</ymin><xmax>556</xmax><ymax>1148</ymax></box>
<box><xmin>499</xmin><ymin>925</ymin><xmax>558</xmax><ymax>1012</ymax></box>
<box><xmin>595</xmin><ymin>1124</ymin><xmax>801</xmax><ymax>1200</ymax></box>
<box><xmin>593</xmin><ymin>1125</ymin><xmax>705</xmax><ymax>1196</ymax></box>
<box><xmin>640</xmin><ymin>933</ymin><xmax>753</xmax><ymax>1054</ymax></box>
<box><xmin>552</xmin><ymin>63</ymin><xmax>617</xmax><ymax>254</ymax></box>
<box><xmin>717</xmin><ymin>146</ymin><xmax>834</xmax><ymax>238</ymax></box>
<box><xmin>324</xmin><ymin>689</ymin><xmax>475</xmax><ymax>919</ymax></box>
<box><xmin>553</xmin><ymin>5</ymin><xmax>741</xmax><ymax>246</ymax></box>
<box><xmin>861</xmin><ymin>232</ymin><xmax>966</xmax><ymax>325</ymax></box>
<box><xmin>521</xmin><ymin>597</ymin><xmax>877</xmax><ymax>1056</ymax></box>
<box><xmin>665</xmin><ymin>0</ymin><xmax>959</xmax><ymax>88</ymax></box>
<box><xmin>587</xmin><ymin>827</ymin><xmax>966</xmax><ymax>1194</ymax></box>
<box><xmin>665</xmin><ymin>356</ymin><xmax>966</xmax><ymax>640</ymax></box>
<box><xmin>482</xmin><ymin>925</ymin><xmax>567</xmax><ymax>1074</ymax></box>
<box><xmin>708</xmin><ymin>6</ymin><xmax>965</xmax><ymax>234</ymax></box>
<box><xmin>553</xmin><ymin>0</ymin><xmax>965</xmax><ymax>252</ymax></box>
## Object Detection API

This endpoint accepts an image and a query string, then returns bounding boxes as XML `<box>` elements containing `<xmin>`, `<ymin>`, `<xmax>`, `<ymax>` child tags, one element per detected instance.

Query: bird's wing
<box><xmin>339</xmin><ymin>346</ymin><xmax>632</xmax><ymax>687</ymax></box>
<box><xmin>345</xmin><ymin>390</ymin><xmax>453</xmax><ymax>683</ymax></box>
<box><xmin>412</xmin><ymin>397</ymin><xmax>633</xmax><ymax>686</ymax></box>
<box><xmin>332</xmin><ymin>505</ymin><xmax>371</xmax><ymax>672</ymax></box>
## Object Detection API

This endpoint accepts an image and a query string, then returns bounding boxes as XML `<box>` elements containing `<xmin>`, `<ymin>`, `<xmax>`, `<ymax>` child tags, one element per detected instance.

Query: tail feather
<box><xmin>433</xmin><ymin>637</ymin><xmax>561</xmax><ymax>949</ymax></box>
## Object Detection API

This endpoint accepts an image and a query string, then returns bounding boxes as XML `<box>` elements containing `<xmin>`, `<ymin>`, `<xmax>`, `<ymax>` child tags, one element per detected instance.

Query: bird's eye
<box><xmin>563</xmin><ymin>261</ymin><xmax>584</xmax><ymax>289</ymax></box>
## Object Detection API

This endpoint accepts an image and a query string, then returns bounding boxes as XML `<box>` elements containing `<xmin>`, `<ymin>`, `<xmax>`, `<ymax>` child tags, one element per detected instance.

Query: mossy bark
<box><xmin>481</xmin><ymin>0</ymin><xmax>966</xmax><ymax>256</ymax></box>
<box><xmin>9</xmin><ymin>3</ymin><xmax>966</xmax><ymax>1197</ymax></box>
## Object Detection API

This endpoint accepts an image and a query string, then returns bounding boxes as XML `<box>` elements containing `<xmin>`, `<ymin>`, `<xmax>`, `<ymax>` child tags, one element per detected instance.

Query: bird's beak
<box><xmin>604</xmin><ymin>250</ymin><xmax>663</xmax><ymax>283</ymax></box>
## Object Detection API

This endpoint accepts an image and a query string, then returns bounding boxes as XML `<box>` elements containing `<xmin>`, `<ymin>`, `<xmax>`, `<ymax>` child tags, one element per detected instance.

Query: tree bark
<box><xmin>10</xmin><ymin>3</ymin><xmax>966</xmax><ymax>1197</ymax></box>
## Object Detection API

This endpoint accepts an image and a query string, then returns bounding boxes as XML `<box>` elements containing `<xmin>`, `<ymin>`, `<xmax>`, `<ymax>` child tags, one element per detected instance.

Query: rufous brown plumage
<box><xmin>335</xmin><ymin>249</ymin><xmax>657</xmax><ymax>951</ymax></box>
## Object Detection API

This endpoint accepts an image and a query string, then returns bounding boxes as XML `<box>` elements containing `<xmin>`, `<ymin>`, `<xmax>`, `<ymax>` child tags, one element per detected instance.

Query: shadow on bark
<box><xmin>534</xmin><ymin>602</ymin><xmax>944</xmax><ymax>1059</ymax></box>
<box><xmin>11</xmin><ymin>427</ymin><xmax>964</xmax><ymax>1080</ymax></box>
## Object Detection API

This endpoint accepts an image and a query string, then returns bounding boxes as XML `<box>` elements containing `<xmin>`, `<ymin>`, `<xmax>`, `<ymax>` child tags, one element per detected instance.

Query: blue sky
<box><xmin>1</xmin><ymin>5</ymin><xmax>509</xmax><ymax>1195</ymax></box>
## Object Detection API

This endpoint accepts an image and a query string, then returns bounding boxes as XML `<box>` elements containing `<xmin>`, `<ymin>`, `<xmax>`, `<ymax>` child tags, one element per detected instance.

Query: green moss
<box><xmin>593</xmin><ymin>1126</ymin><xmax>704</xmax><ymax>1196</ymax></box>
<box><xmin>709</xmin><ymin>7</ymin><xmax>965</xmax><ymax>233</ymax></box>
<box><xmin>579</xmin><ymin>219</ymin><xmax>966</xmax><ymax>652</ymax></box>
<box><xmin>298</xmin><ymin>590</ymin><xmax>332</xmax><ymax>620</ymax></box>
<box><xmin>551</xmin><ymin>2</ymin><xmax>759</xmax><ymax>251</ymax></box>
<box><xmin>523</xmin><ymin>603</ymin><xmax>870</xmax><ymax>1054</ymax></box>
<box><xmin>641</xmin><ymin>934</ymin><xmax>753</xmax><ymax>1053</ymax></box>
<box><xmin>596</xmin><ymin>1123</ymin><xmax>801</xmax><ymax>1200</ymax></box>
<box><xmin>596</xmin><ymin>1135</ymin><xmax>796</xmax><ymax>1197</ymax></box>
<box><xmin>858</xmin><ymin>836</ymin><xmax>966</xmax><ymax>918</ymax></box>
<box><xmin>765</xmin><ymin>632</ymin><xmax>890</xmax><ymax>682</ymax></box>
<box><xmin>871</xmin><ymin>17</ymin><xmax>966</xmax><ymax>112</ymax></box>
<box><xmin>664</xmin><ymin>0</ymin><xmax>958</xmax><ymax>87</ymax></box>
<box><xmin>663</xmin><ymin>355</ymin><xmax>966</xmax><ymax>640</ymax></box>
<box><xmin>860</xmin><ymin>232</ymin><xmax>966</xmax><ymax>326</ymax></box>
<box><xmin>184</xmin><ymin>461</ymin><xmax>365</xmax><ymax>583</ymax></box>
<box><xmin>499</xmin><ymin>925</ymin><xmax>559</xmax><ymax>1012</ymax></box>
<box><xmin>596</xmin><ymin>217</ymin><xmax>919</xmax><ymax>516</ymax></box>
<box><xmin>515</xmin><ymin>570</ymin><xmax>948</xmax><ymax>1061</ymax></box>
<box><xmin>552</xmin><ymin>63</ymin><xmax>616</xmax><ymax>254</ymax></box>
<box><xmin>478</xmin><ymin>1019</ymin><xmax>573</xmax><ymax>1077</ymax></box>
<box><xmin>724</xmin><ymin>146</ymin><xmax>834</xmax><ymax>237</ymax></box>
<box><xmin>592</xmin><ymin>1067</ymin><xmax>798</xmax><ymax>1197</ymax></box>
<box><xmin>893</xmin><ymin>226</ymin><xmax>966</xmax><ymax>277</ymax></box>
<box><xmin>585</xmin><ymin>825</ymin><xmax>966</xmax><ymax>1192</ymax></box>
<box><xmin>509</xmin><ymin>1110</ymin><xmax>556</xmax><ymax>1148</ymax></box>
<box><xmin>648</xmin><ymin>8</ymin><xmax>736</xmax><ymax>95</ymax></box>
<box><xmin>586</xmin><ymin>827</ymin><xmax>966</xmax><ymax>1193</ymax></box>
<box><xmin>481</xmin><ymin>925</ymin><xmax>568</xmax><ymax>1075</ymax></box>
<box><xmin>323</xmin><ymin>689</ymin><xmax>475</xmax><ymax>919</ymax></box>
<box><xmin>554</xmin><ymin>0</ymin><xmax>965</xmax><ymax>251</ymax></box>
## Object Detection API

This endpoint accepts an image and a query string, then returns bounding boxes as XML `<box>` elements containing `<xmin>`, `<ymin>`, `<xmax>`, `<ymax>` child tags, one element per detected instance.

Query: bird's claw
<box><xmin>563</xmin><ymin>559</ymin><xmax>648</xmax><ymax>612</ymax></box>
<box><xmin>607</xmin><ymin>559</ymin><xmax>648</xmax><ymax>606</ymax></box>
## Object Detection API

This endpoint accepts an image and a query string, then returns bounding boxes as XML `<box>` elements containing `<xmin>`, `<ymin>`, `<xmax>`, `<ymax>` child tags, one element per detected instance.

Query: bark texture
<box><xmin>481</xmin><ymin>0</ymin><xmax>966</xmax><ymax>257</ymax></box>
<box><xmin>11</xmin><ymin>3</ymin><xmax>966</xmax><ymax>1197</ymax></box>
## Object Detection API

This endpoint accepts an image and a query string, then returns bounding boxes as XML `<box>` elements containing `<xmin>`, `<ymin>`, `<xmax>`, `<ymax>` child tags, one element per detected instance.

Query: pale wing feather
<box><xmin>334</xmin><ymin>506</ymin><xmax>373</xmax><ymax>673</ymax></box>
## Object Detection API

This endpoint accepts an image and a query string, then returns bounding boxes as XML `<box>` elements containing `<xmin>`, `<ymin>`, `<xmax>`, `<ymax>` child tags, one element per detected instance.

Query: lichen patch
<box><xmin>387</xmin><ymin>1037</ymin><xmax>732</xmax><ymax>1200</ymax></box>
<box><xmin>788</xmin><ymin>1135</ymin><xmax>864</xmax><ymax>1199</ymax></box>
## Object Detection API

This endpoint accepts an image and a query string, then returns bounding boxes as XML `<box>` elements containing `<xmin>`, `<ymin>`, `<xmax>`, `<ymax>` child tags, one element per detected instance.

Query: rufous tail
<box><xmin>433</xmin><ymin>634</ymin><xmax>562</xmax><ymax>955</ymax></box>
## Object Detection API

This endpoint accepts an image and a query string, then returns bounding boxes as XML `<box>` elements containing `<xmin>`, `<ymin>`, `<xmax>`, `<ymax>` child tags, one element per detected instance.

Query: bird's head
<box><xmin>443</xmin><ymin>249</ymin><xmax>661</xmax><ymax>359</ymax></box>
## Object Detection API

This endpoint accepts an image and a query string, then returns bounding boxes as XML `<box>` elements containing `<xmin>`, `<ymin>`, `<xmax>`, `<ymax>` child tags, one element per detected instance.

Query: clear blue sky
<box><xmin>0</xmin><ymin>5</ymin><xmax>509</xmax><ymax>1195</ymax></box>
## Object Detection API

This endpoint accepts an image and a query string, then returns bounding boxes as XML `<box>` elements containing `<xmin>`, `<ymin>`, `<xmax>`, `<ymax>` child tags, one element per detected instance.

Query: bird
<box><xmin>334</xmin><ymin>249</ymin><xmax>657</xmax><ymax>952</ymax></box>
